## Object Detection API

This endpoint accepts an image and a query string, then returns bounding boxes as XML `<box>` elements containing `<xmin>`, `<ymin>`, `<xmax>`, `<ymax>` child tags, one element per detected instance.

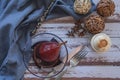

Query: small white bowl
<box><xmin>91</xmin><ymin>33</ymin><xmax>111</xmax><ymax>53</ymax></box>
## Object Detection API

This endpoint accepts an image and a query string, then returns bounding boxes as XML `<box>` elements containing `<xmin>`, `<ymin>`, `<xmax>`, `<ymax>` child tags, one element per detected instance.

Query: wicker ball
<box><xmin>97</xmin><ymin>0</ymin><xmax>115</xmax><ymax>17</ymax></box>
<box><xmin>85</xmin><ymin>15</ymin><xmax>105</xmax><ymax>34</ymax></box>
<box><xmin>74</xmin><ymin>0</ymin><xmax>92</xmax><ymax>14</ymax></box>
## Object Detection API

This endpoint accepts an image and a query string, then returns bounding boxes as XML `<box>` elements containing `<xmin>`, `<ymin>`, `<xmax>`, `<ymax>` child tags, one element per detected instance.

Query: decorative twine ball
<box><xmin>97</xmin><ymin>0</ymin><xmax>115</xmax><ymax>17</ymax></box>
<box><xmin>74</xmin><ymin>0</ymin><xmax>92</xmax><ymax>14</ymax></box>
<box><xmin>85</xmin><ymin>15</ymin><xmax>105</xmax><ymax>34</ymax></box>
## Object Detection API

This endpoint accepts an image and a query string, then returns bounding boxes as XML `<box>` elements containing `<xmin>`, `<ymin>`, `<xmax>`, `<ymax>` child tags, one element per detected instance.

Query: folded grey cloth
<box><xmin>0</xmin><ymin>0</ymin><xmax>96</xmax><ymax>80</ymax></box>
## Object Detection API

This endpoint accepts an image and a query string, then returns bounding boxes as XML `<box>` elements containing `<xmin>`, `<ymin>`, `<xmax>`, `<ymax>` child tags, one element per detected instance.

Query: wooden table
<box><xmin>24</xmin><ymin>0</ymin><xmax>120</xmax><ymax>80</ymax></box>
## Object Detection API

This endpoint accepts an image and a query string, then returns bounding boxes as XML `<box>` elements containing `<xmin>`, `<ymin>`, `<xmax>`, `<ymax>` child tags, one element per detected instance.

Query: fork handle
<box><xmin>44</xmin><ymin>71</ymin><xmax>55</xmax><ymax>80</ymax></box>
<box><xmin>55</xmin><ymin>67</ymin><xmax>71</xmax><ymax>80</ymax></box>
<box><xmin>44</xmin><ymin>69</ymin><xmax>67</xmax><ymax>80</ymax></box>
<box><xmin>55</xmin><ymin>68</ymin><xmax>67</xmax><ymax>80</ymax></box>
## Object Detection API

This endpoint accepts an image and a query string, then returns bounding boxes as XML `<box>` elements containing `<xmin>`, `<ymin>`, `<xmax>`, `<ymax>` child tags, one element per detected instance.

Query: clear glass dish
<box><xmin>23</xmin><ymin>33</ymin><xmax>68</xmax><ymax>78</ymax></box>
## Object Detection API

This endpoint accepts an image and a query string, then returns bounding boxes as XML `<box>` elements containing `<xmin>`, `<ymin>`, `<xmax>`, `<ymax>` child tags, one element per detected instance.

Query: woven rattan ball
<box><xmin>97</xmin><ymin>0</ymin><xmax>115</xmax><ymax>17</ymax></box>
<box><xmin>74</xmin><ymin>0</ymin><xmax>92</xmax><ymax>14</ymax></box>
<box><xmin>85</xmin><ymin>15</ymin><xmax>105</xmax><ymax>34</ymax></box>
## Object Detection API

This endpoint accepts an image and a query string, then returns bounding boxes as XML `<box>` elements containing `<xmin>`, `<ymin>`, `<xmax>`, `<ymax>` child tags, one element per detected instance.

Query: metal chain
<box><xmin>31</xmin><ymin>0</ymin><xmax>56</xmax><ymax>36</ymax></box>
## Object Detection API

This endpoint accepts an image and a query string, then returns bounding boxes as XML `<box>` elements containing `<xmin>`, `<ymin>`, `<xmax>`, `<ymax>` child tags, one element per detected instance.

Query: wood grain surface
<box><xmin>24</xmin><ymin>0</ymin><xmax>120</xmax><ymax>80</ymax></box>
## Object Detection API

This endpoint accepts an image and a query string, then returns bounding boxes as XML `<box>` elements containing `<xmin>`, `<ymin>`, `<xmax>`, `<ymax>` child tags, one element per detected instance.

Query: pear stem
<box><xmin>59</xmin><ymin>41</ymin><xmax>67</xmax><ymax>47</ymax></box>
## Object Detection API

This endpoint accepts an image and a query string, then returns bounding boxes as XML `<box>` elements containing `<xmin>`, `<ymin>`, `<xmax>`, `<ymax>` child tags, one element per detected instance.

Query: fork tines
<box><xmin>71</xmin><ymin>46</ymin><xmax>88</xmax><ymax>63</ymax></box>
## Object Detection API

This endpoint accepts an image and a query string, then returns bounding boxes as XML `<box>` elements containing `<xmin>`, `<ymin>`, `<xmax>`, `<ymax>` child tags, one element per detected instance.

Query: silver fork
<box><xmin>55</xmin><ymin>46</ymin><xmax>88</xmax><ymax>80</ymax></box>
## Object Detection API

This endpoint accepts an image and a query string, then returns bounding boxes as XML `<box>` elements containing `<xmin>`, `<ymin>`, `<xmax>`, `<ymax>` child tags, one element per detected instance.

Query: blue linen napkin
<box><xmin>0</xmin><ymin>0</ymin><xmax>96</xmax><ymax>80</ymax></box>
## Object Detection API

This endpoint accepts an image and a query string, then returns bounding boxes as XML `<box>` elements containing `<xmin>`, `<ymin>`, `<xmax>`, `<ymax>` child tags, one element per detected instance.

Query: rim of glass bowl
<box><xmin>23</xmin><ymin>33</ymin><xmax>68</xmax><ymax>78</ymax></box>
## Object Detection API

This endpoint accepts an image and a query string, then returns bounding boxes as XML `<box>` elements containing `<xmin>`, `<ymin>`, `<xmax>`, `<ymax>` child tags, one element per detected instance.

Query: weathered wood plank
<box><xmin>24</xmin><ymin>78</ymin><xmax>120</xmax><ymax>80</ymax></box>
<box><xmin>29</xmin><ymin>50</ymin><xmax>120</xmax><ymax>66</ymax></box>
<box><xmin>37</xmin><ymin>23</ymin><xmax>120</xmax><ymax>38</ymax></box>
<box><xmin>24</xmin><ymin>66</ymin><xmax>120</xmax><ymax>79</ymax></box>
<box><xmin>63</xmin><ymin>66</ymin><xmax>120</xmax><ymax>78</ymax></box>
<box><xmin>28</xmin><ymin>62</ymin><xmax>120</xmax><ymax>66</ymax></box>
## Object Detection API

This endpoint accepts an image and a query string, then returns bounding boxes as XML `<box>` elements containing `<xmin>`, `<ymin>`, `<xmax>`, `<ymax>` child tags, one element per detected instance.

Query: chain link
<box><xmin>31</xmin><ymin>0</ymin><xmax>56</xmax><ymax>36</ymax></box>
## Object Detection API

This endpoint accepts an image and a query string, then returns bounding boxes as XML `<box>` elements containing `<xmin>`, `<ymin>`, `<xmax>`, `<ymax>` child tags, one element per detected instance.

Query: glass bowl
<box><xmin>24</xmin><ymin>33</ymin><xmax>68</xmax><ymax>78</ymax></box>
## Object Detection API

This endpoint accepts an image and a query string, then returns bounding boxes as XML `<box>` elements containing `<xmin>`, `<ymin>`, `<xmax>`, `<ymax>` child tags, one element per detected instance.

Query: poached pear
<box><xmin>39</xmin><ymin>42</ymin><xmax>60</xmax><ymax>62</ymax></box>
